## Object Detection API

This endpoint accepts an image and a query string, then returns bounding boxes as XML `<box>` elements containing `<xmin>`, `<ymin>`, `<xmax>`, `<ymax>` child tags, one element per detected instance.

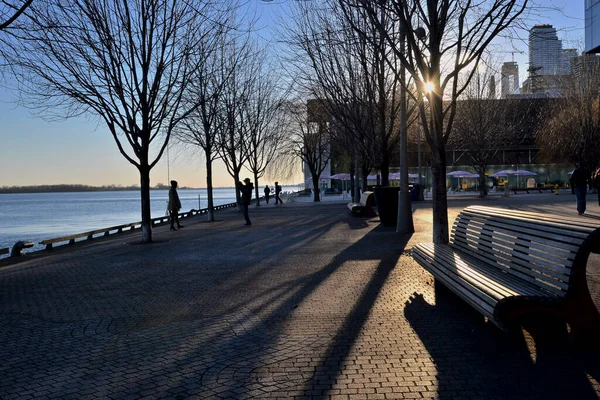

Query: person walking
<box><xmin>570</xmin><ymin>164</ymin><xmax>590</xmax><ymax>215</ymax></box>
<box><xmin>274</xmin><ymin>181</ymin><xmax>283</xmax><ymax>205</ymax></box>
<box><xmin>264</xmin><ymin>185</ymin><xmax>271</xmax><ymax>204</ymax></box>
<box><xmin>168</xmin><ymin>180</ymin><xmax>184</xmax><ymax>231</ymax></box>
<box><xmin>238</xmin><ymin>178</ymin><xmax>253</xmax><ymax>226</ymax></box>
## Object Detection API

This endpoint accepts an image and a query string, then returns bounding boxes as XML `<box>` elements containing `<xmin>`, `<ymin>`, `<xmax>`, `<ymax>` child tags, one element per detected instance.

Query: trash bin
<box><xmin>411</xmin><ymin>184</ymin><xmax>422</xmax><ymax>201</ymax></box>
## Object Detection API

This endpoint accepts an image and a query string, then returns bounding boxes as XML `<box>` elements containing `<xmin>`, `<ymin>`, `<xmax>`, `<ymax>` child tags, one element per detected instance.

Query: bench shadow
<box><xmin>404</xmin><ymin>283</ymin><xmax>600</xmax><ymax>399</ymax></box>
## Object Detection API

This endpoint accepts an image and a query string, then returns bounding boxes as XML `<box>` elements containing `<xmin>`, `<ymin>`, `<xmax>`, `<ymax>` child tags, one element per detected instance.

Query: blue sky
<box><xmin>0</xmin><ymin>0</ymin><xmax>586</xmax><ymax>188</ymax></box>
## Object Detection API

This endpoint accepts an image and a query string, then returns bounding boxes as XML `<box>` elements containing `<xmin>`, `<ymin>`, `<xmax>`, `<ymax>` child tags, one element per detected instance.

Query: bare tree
<box><xmin>175</xmin><ymin>10</ymin><xmax>241</xmax><ymax>222</ymax></box>
<box><xmin>339</xmin><ymin>0</ymin><xmax>528</xmax><ymax>243</ymax></box>
<box><xmin>9</xmin><ymin>0</ymin><xmax>222</xmax><ymax>243</ymax></box>
<box><xmin>216</xmin><ymin>37</ymin><xmax>256</xmax><ymax>207</ymax></box>
<box><xmin>538</xmin><ymin>56</ymin><xmax>600</xmax><ymax>172</ymax></box>
<box><xmin>450</xmin><ymin>72</ymin><xmax>521</xmax><ymax>196</ymax></box>
<box><xmin>0</xmin><ymin>0</ymin><xmax>30</xmax><ymax>30</ymax></box>
<box><xmin>285</xmin><ymin>1</ymin><xmax>403</xmax><ymax>188</ymax></box>
<box><xmin>282</xmin><ymin>99</ymin><xmax>332</xmax><ymax>202</ymax></box>
<box><xmin>0</xmin><ymin>0</ymin><xmax>32</xmax><ymax>71</ymax></box>
<box><xmin>242</xmin><ymin>58</ymin><xmax>289</xmax><ymax>206</ymax></box>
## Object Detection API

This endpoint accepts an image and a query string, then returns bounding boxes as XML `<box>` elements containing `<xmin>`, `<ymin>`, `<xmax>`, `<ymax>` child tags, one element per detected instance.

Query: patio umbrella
<box><xmin>490</xmin><ymin>170</ymin><xmax>516</xmax><ymax>177</ymax></box>
<box><xmin>446</xmin><ymin>170</ymin><xmax>475</xmax><ymax>177</ymax></box>
<box><xmin>446</xmin><ymin>170</ymin><xmax>477</xmax><ymax>191</ymax></box>
<box><xmin>306</xmin><ymin>174</ymin><xmax>331</xmax><ymax>180</ymax></box>
<box><xmin>513</xmin><ymin>170</ymin><xmax>537</xmax><ymax>176</ymax></box>
<box><xmin>330</xmin><ymin>173</ymin><xmax>351</xmax><ymax>180</ymax></box>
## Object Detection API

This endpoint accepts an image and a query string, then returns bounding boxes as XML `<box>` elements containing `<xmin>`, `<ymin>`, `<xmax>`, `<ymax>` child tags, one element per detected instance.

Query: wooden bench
<box><xmin>347</xmin><ymin>191</ymin><xmax>376</xmax><ymax>217</ymax></box>
<box><xmin>412</xmin><ymin>205</ymin><xmax>600</xmax><ymax>346</ymax></box>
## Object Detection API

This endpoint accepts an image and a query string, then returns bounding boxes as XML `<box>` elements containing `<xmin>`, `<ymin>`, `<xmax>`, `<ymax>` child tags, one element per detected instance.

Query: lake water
<box><xmin>0</xmin><ymin>187</ymin><xmax>298</xmax><ymax>257</ymax></box>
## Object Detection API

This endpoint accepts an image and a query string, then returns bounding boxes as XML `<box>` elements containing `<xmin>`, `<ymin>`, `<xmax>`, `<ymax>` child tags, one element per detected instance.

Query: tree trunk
<box><xmin>233</xmin><ymin>172</ymin><xmax>241</xmax><ymax>211</ymax></box>
<box><xmin>380</xmin><ymin>162</ymin><xmax>390</xmax><ymax>187</ymax></box>
<box><xmin>479</xmin><ymin>166</ymin><xmax>487</xmax><ymax>197</ymax></box>
<box><xmin>313</xmin><ymin>179</ymin><xmax>321</xmax><ymax>202</ymax></box>
<box><xmin>431</xmin><ymin>146</ymin><xmax>449</xmax><ymax>244</ymax></box>
<box><xmin>139</xmin><ymin>164</ymin><xmax>152</xmax><ymax>243</ymax></box>
<box><xmin>206</xmin><ymin>159</ymin><xmax>214</xmax><ymax>222</ymax></box>
<box><xmin>354</xmin><ymin>159</ymin><xmax>360</xmax><ymax>202</ymax></box>
<box><xmin>254</xmin><ymin>174</ymin><xmax>260</xmax><ymax>207</ymax></box>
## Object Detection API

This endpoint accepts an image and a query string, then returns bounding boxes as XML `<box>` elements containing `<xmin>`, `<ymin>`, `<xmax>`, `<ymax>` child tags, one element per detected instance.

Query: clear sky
<box><xmin>0</xmin><ymin>0</ymin><xmax>585</xmax><ymax>188</ymax></box>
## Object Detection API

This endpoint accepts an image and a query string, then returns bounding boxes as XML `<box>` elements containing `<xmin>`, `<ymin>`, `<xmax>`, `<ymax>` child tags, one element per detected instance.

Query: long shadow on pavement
<box><xmin>404</xmin><ymin>283</ymin><xmax>600</xmax><ymax>399</ymax></box>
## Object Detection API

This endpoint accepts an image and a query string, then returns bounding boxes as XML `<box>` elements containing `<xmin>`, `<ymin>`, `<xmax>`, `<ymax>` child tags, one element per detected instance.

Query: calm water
<box><xmin>0</xmin><ymin>187</ymin><xmax>297</xmax><ymax>257</ymax></box>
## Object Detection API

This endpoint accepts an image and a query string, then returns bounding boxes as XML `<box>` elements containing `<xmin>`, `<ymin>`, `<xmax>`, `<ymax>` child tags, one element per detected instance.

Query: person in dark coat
<box><xmin>168</xmin><ymin>180</ymin><xmax>183</xmax><ymax>230</ymax></box>
<box><xmin>570</xmin><ymin>164</ymin><xmax>590</xmax><ymax>215</ymax></box>
<box><xmin>238</xmin><ymin>178</ymin><xmax>253</xmax><ymax>226</ymax></box>
<box><xmin>264</xmin><ymin>185</ymin><xmax>271</xmax><ymax>204</ymax></box>
<box><xmin>274</xmin><ymin>181</ymin><xmax>283</xmax><ymax>205</ymax></box>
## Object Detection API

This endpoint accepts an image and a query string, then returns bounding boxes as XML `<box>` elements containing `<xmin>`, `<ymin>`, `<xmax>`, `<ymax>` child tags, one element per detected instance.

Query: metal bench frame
<box><xmin>412</xmin><ymin>205</ymin><xmax>600</xmax><ymax>346</ymax></box>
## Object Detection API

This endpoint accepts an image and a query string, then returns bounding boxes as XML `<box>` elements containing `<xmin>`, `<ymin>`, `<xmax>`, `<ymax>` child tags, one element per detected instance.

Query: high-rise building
<box><xmin>529</xmin><ymin>24</ymin><xmax>563</xmax><ymax>75</ymax></box>
<box><xmin>500</xmin><ymin>62</ymin><xmax>519</xmax><ymax>98</ymax></box>
<box><xmin>562</xmin><ymin>49</ymin><xmax>578</xmax><ymax>73</ymax></box>
<box><xmin>488</xmin><ymin>76</ymin><xmax>496</xmax><ymax>99</ymax></box>
<box><xmin>585</xmin><ymin>0</ymin><xmax>600</xmax><ymax>53</ymax></box>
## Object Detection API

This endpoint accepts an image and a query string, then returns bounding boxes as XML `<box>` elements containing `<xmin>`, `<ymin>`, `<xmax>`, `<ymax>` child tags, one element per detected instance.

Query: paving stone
<box><xmin>0</xmin><ymin>198</ymin><xmax>598</xmax><ymax>399</ymax></box>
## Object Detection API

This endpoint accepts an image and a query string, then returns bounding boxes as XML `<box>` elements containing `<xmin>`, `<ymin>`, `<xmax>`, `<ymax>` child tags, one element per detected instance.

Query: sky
<box><xmin>0</xmin><ymin>0</ymin><xmax>586</xmax><ymax>188</ymax></box>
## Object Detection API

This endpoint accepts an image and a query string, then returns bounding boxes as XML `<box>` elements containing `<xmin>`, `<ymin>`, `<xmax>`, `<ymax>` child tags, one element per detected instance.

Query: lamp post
<box><xmin>396</xmin><ymin>25</ymin><xmax>414</xmax><ymax>233</ymax></box>
<box><xmin>418</xmin><ymin>116</ymin><xmax>423</xmax><ymax>190</ymax></box>
<box><xmin>396</xmin><ymin>25</ymin><xmax>426</xmax><ymax>232</ymax></box>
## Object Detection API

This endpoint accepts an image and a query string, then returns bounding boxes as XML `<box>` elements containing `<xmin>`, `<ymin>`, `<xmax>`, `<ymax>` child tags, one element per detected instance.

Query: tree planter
<box><xmin>373</xmin><ymin>186</ymin><xmax>400</xmax><ymax>227</ymax></box>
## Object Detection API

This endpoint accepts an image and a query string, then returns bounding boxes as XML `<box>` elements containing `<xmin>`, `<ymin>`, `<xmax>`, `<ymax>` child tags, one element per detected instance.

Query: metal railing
<box><xmin>39</xmin><ymin>202</ymin><xmax>238</xmax><ymax>251</ymax></box>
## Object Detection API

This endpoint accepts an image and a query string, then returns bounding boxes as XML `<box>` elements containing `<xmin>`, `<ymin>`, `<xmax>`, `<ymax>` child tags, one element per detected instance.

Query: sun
<box><xmin>424</xmin><ymin>82</ymin><xmax>435</xmax><ymax>93</ymax></box>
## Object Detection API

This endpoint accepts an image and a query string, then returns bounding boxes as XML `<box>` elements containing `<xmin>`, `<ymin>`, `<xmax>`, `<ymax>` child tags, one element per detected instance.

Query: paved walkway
<box><xmin>1</xmin><ymin>194</ymin><xmax>599</xmax><ymax>399</ymax></box>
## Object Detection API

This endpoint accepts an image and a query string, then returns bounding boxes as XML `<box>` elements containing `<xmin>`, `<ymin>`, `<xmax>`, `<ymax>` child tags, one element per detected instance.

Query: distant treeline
<box><xmin>0</xmin><ymin>184</ymin><xmax>196</xmax><ymax>194</ymax></box>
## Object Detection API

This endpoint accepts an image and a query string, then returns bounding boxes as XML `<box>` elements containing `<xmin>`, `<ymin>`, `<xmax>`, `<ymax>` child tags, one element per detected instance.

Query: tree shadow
<box><xmin>403</xmin><ymin>282</ymin><xmax>600</xmax><ymax>399</ymax></box>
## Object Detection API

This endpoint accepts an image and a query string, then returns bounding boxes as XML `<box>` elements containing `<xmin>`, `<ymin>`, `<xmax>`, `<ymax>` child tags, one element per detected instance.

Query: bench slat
<box><xmin>453</xmin><ymin>218</ymin><xmax>581</xmax><ymax>257</ymax></box>
<box><xmin>452</xmin><ymin>225</ymin><xmax>575</xmax><ymax>279</ymax></box>
<box><xmin>452</xmin><ymin>228</ymin><xmax>575</xmax><ymax>280</ymax></box>
<box><xmin>463</xmin><ymin>206</ymin><xmax>598</xmax><ymax>234</ymax></box>
<box><xmin>453</xmin><ymin>223</ymin><xmax>577</xmax><ymax>271</ymax></box>
<box><xmin>454</xmin><ymin>214</ymin><xmax>588</xmax><ymax>246</ymax></box>
<box><xmin>416</xmin><ymin>243</ymin><xmax>551</xmax><ymax>299</ymax></box>
<box><xmin>413</xmin><ymin>245</ymin><xmax>498</xmax><ymax>322</ymax></box>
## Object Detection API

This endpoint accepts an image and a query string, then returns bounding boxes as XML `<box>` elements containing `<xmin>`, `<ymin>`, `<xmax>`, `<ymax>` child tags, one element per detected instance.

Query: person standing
<box><xmin>274</xmin><ymin>181</ymin><xmax>283</xmax><ymax>205</ymax></box>
<box><xmin>238</xmin><ymin>178</ymin><xmax>253</xmax><ymax>226</ymax></box>
<box><xmin>168</xmin><ymin>180</ymin><xmax>184</xmax><ymax>231</ymax></box>
<box><xmin>570</xmin><ymin>164</ymin><xmax>590</xmax><ymax>215</ymax></box>
<box><xmin>264</xmin><ymin>185</ymin><xmax>271</xmax><ymax>204</ymax></box>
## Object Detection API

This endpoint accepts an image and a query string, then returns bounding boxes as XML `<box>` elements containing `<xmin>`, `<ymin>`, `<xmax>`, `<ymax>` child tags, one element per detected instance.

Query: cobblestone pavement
<box><xmin>1</xmin><ymin>194</ymin><xmax>599</xmax><ymax>399</ymax></box>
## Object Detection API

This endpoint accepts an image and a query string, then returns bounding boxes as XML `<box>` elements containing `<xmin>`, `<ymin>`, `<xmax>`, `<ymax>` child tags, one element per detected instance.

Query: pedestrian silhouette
<box><xmin>264</xmin><ymin>185</ymin><xmax>271</xmax><ymax>204</ymax></box>
<box><xmin>238</xmin><ymin>178</ymin><xmax>253</xmax><ymax>226</ymax></box>
<box><xmin>168</xmin><ymin>180</ymin><xmax>184</xmax><ymax>231</ymax></box>
<box><xmin>274</xmin><ymin>181</ymin><xmax>283</xmax><ymax>205</ymax></box>
<box><xmin>570</xmin><ymin>164</ymin><xmax>590</xmax><ymax>215</ymax></box>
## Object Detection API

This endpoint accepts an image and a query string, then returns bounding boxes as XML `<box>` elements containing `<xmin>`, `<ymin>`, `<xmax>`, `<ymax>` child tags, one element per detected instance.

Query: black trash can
<box><xmin>411</xmin><ymin>184</ymin><xmax>423</xmax><ymax>201</ymax></box>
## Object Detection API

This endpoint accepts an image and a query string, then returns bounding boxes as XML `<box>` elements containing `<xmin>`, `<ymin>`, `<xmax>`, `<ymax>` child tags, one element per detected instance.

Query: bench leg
<box><xmin>564</xmin><ymin>297</ymin><xmax>600</xmax><ymax>350</ymax></box>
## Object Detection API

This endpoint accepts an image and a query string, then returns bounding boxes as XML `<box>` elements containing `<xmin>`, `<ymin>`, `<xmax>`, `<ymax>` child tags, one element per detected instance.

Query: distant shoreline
<box><xmin>0</xmin><ymin>184</ymin><xmax>300</xmax><ymax>194</ymax></box>
<box><xmin>0</xmin><ymin>184</ymin><xmax>217</xmax><ymax>194</ymax></box>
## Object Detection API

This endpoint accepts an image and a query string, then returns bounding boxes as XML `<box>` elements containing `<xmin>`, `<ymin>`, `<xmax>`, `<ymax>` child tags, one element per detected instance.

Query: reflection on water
<box><xmin>0</xmin><ymin>187</ymin><xmax>298</xmax><ymax>255</ymax></box>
